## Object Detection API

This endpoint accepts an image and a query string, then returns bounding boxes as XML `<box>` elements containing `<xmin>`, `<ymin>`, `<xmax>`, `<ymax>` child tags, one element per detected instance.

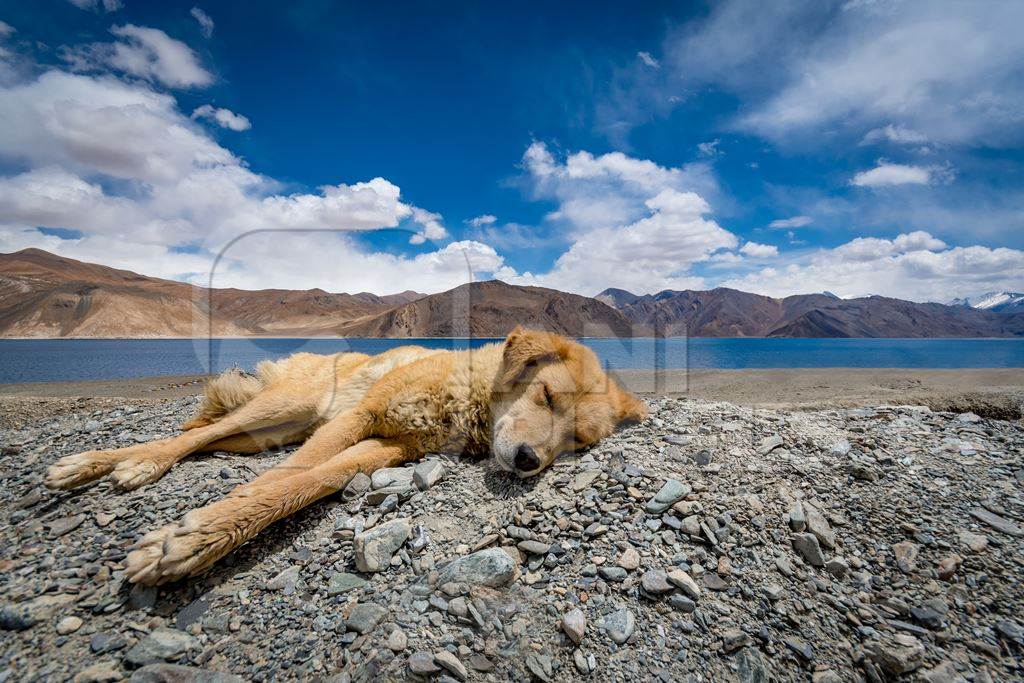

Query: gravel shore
<box><xmin>2</xmin><ymin>394</ymin><xmax>1023</xmax><ymax>681</ymax></box>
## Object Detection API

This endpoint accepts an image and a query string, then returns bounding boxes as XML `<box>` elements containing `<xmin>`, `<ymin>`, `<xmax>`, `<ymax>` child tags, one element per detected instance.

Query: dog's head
<box><xmin>490</xmin><ymin>327</ymin><xmax>647</xmax><ymax>477</ymax></box>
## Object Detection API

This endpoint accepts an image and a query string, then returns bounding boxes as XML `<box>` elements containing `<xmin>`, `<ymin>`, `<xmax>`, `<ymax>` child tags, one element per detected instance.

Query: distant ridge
<box><xmin>595</xmin><ymin>287</ymin><xmax>1024</xmax><ymax>338</ymax></box>
<box><xmin>0</xmin><ymin>248</ymin><xmax>1021</xmax><ymax>338</ymax></box>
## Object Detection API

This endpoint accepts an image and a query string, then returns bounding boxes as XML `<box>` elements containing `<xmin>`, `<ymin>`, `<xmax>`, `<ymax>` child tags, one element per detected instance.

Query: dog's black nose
<box><xmin>514</xmin><ymin>445</ymin><xmax>540</xmax><ymax>471</ymax></box>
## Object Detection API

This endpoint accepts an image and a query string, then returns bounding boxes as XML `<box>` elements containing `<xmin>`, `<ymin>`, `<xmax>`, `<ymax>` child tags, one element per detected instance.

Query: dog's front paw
<box><xmin>125</xmin><ymin>504</ymin><xmax>248</xmax><ymax>585</ymax></box>
<box><xmin>112</xmin><ymin>457</ymin><xmax>170</xmax><ymax>490</ymax></box>
<box><xmin>44</xmin><ymin>451</ymin><xmax>116</xmax><ymax>490</ymax></box>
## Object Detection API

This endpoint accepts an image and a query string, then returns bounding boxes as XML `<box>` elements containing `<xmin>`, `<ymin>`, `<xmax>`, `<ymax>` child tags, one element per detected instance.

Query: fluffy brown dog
<box><xmin>44</xmin><ymin>328</ymin><xmax>646</xmax><ymax>585</ymax></box>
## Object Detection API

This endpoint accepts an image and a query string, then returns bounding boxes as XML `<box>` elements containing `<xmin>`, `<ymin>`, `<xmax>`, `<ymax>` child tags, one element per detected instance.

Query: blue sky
<box><xmin>0</xmin><ymin>0</ymin><xmax>1022</xmax><ymax>300</ymax></box>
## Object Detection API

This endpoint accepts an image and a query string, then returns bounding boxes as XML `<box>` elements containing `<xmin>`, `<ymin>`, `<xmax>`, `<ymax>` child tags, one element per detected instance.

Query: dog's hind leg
<box><xmin>198</xmin><ymin>423</ymin><xmax>312</xmax><ymax>454</ymax></box>
<box><xmin>125</xmin><ymin>437</ymin><xmax>418</xmax><ymax>585</ymax></box>
<box><xmin>45</xmin><ymin>390</ymin><xmax>318</xmax><ymax>491</ymax></box>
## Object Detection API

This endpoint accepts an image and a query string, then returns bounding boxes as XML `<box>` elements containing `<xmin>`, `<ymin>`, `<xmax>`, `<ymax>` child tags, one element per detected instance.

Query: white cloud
<box><xmin>768</xmin><ymin>215</ymin><xmax>813</xmax><ymax>229</ymax></box>
<box><xmin>408</xmin><ymin>207</ymin><xmax>448</xmax><ymax>244</ymax></box>
<box><xmin>67</xmin><ymin>0</ymin><xmax>123</xmax><ymax>12</ymax></box>
<box><xmin>661</xmin><ymin>1</ymin><xmax>1024</xmax><ymax>147</ymax></box>
<box><xmin>467</xmin><ymin>214</ymin><xmax>496</xmax><ymax>227</ymax></box>
<box><xmin>850</xmin><ymin>162</ymin><xmax>938</xmax><ymax>188</ymax></box>
<box><xmin>0</xmin><ymin>22</ymin><xmax>14</xmax><ymax>38</ymax></box>
<box><xmin>0</xmin><ymin>71</ymin><xmax>232</xmax><ymax>184</ymax></box>
<box><xmin>190</xmin><ymin>7</ymin><xmax>215</xmax><ymax>39</ymax></box>
<box><xmin>739</xmin><ymin>241</ymin><xmax>778</xmax><ymax>258</ymax></box>
<box><xmin>861</xmin><ymin>124</ymin><xmax>929</xmax><ymax>146</ymax></box>
<box><xmin>502</xmin><ymin>143</ymin><xmax>737</xmax><ymax>294</ymax></box>
<box><xmin>697</xmin><ymin>139</ymin><xmax>721</xmax><ymax>157</ymax></box>
<box><xmin>63</xmin><ymin>24</ymin><xmax>213</xmax><ymax>88</ymax></box>
<box><xmin>0</xmin><ymin>55</ymin><xmax>491</xmax><ymax>294</ymax></box>
<box><xmin>637</xmin><ymin>51</ymin><xmax>660</xmax><ymax>68</ymax></box>
<box><xmin>192</xmin><ymin>104</ymin><xmax>251</xmax><ymax>131</ymax></box>
<box><xmin>723</xmin><ymin>231</ymin><xmax>1022</xmax><ymax>302</ymax></box>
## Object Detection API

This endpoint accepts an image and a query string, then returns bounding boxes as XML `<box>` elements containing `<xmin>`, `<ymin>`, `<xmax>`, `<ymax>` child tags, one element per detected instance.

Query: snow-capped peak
<box><xmin>948</xmin><ymin>291</ymin><xmax>1024</xmax><ymax>312</ymax></box>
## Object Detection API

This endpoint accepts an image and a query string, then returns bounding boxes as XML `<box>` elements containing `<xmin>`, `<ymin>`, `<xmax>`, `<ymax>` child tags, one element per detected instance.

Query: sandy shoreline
<box><xmin>1</xmin><ymin>368</ymin><xmax>1021</xmax><ymax>418</ymax></box>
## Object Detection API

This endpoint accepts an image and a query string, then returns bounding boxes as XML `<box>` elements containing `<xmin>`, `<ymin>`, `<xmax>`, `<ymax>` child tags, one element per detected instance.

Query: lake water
<box><xmin>0</xmin><ymin>337</ymin><xmax>1021</xmax><ymax>384</ymax></box>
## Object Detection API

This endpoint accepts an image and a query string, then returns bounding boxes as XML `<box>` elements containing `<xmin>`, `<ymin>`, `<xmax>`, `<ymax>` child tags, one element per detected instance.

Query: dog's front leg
<box><xmin>124</xmin><ymin>437</ymin><xmax>418</xmax><ymax>585</ymax></box>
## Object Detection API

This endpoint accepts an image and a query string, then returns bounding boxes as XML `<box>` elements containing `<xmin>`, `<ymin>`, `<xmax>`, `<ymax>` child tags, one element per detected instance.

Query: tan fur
<box><xmin>44</xmin><ymin>329</ymin><xmax>646</xmax><ymax>585</ymax></box>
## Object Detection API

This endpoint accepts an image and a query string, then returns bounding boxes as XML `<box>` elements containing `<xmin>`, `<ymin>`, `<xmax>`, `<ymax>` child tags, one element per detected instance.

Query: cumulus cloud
<box><xmin>637</xmin><ymin>51</ymin><xmax>660</xmax><ymax>68</ymax></box>
<box><xmin>0</xmin><ymin>51</ymin><xmax>490</xmax><ymax>294</ymax></box>
<box><xmin>466</xmin><ymin>214</ymin><xmax>496</xmax><ymax>227</ymax></box>
<box><xmin>192</xmin><ymin>104</ymin><xmax>251</xmax><ymax>131</ymax></box>
<box><xmin>739</xmin><ymin>241</ymin><xmax>778</xmax><ymax>258</ymax></box>
<box><xmin>0</xmin><ymin>21</ymin><xmax>14</xmax><ymax>38</ymax></box>
<box><xmin>850</xmin><ymin>162</ymin><xmax>943</xmax><ymax>188</ymax></box>
<box><xmin>768</xmin><ymin>215</ymin><xmax>813</xmax><ymax>229</ymax></box>
<box><xmin>190</xmin><ymin>7</ymin><xmax>214</xmax><ymax>38</ymax></box>
<box><xmin>408</xmin><ymin>207</ymin><xmax>448</xmax><ymax>244</ymax></box>
<box><xmin>67</xmin><ymin>0</ymin><xmax>123</xmax><ymax>12</ymax></box>
<box><xmin>722</xmin><ymin>231</ymin><xmax>1022</xmax><ymax>302</ymax></box>
<box><xmin>498</xmin><ymin>143</ymin><xmax>737</xmax><ymax>294</ymax></box>
<box><xmin>62</xmin><ymin>24</ymin><xmax>213</xmax><ymax>88</ymax></box>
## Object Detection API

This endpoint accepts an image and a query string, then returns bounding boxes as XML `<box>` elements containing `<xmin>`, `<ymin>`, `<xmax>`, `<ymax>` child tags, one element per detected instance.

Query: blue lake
<box><xmin>0</xmin><ymin>337</ymin><xmax>1021</xmax><ymax>384</ymax></box>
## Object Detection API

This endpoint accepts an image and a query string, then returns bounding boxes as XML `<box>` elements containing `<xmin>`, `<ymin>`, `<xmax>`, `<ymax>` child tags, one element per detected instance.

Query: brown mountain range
<box><xmin>596</xmin><ymin>287</ymin><xmax>1024</xmax><ymax>338</ymax></box>
<box><xmin>1</xmin><ymin>248</ymin><xmax>1021</xmax><ymax>338</ymax></box>
<box><xmin>0</xmin><ymin>249</ymin><xmax>421</xmax><ymax>337</ymax></box>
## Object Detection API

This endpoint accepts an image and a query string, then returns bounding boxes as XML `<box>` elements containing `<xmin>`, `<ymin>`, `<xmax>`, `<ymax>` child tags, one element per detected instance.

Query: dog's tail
<box><xmin>180</xmin><ymin>366</ymin><xmax>265</xmax><ymax>430</ymax></box>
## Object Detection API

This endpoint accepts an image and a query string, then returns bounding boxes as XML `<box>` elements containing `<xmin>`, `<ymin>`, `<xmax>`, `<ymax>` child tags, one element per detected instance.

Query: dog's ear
<box><xmin>501</xmin><ymin>327</ymin><xmax>561</xmax><ymax>385</ymax></box>
<box><xmin>614</xmin><ymin>383</ymin><xmax>648</xmax><ymax>425</ymax></box>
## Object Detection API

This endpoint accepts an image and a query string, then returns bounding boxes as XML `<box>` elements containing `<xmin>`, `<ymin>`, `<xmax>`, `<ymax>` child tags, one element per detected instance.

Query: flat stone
<box><xmin>641</xmin><ymin>569</ymin><xmax>672</xmax><ymax>595</ymax></box>
<box><xmin>666</xmin><ymin>570</ymin><xmax>701</xmax><ymax>599</ymax></box>
<box><xmin>759</xmin><ymin>435</ymin><xmax>784</xmax><ymax>455</ymax></box>
<box><xmin>129</xmin><ymin>664</ymin><xmax>245</xmax><ymax>682</ymax></box>
<box><xmin>413</xmin><ymin>460</ymin><xmax>446</xmax><ymax>490</ymax></box>
<box><xmin>371</xmin><ymin>467</ymin><xmax>414</xmax><ymax>490</ymax></box>
<box><xmin>668</xmin><ymin>594</ymin><xmax>696</xmax><ymax>613</ymax></box>
<box><xmin>49</xmin><ymin>514</ymin><xmax>85</xmax><ymax>538</ymax></box>
<box><xmin>599</xmin><ymin>608</ymin><xmax>635</xmax><ymax>644</ymax></box>
<box><xmin>784</xmin><ymin>637</ymin><xmax>814</xmax><ymax>662</ymax></box>
<box><xmin>969</xmin><ymin>508</ymin><xmax>1023</xmax><ymax>536</ymax></box>
<box><xmin>353</xmin><ymin>518</ymin><xmax>411</xmax><ymax>572</ymax></box>
<box><xmin>893</xmin><ymin>541</ymin><xmax>920</xmax><ymax>573</ymax></box>
<box><xmin>434</xmin><ymin>651</ymin><xmax>467</xmax><ymax>681</ymax></box>
<box><xmin>525</xmin><ymin>653</ymin><xmax>553</xmax><ymax>682</ymax></box>
<box><xmin>572</xmin><ymin>470</ymin><xmax>601</xmax><ymax>492</ymax></box>
<box><xmin>124</xmin><ymin>628</ymin><xmax>198</xmax><ymax>667</ymax></box>
<box><xmin>645</xmin><ymin>479</ymin><xmax>691</xmax><ymax>514</ymax></box>
<box><xmin>736</xmin><ymin>647</ymin><xmax>770</xmax><ymax>683</ymax></box>
<box><xmin>599</xmin><ymin>566</ymin><xmax>627</xmax><ymax>582</ymax></box>
<box><xmin>792</xmin><ymin>533</ymin><xmax>826</xmax><ymax>566</ymax></box>
<box><xmin>958</xmin><ymin>529</ymin><xmax>988</xmax><ymax>553</ymax></box>
<box><xmin>265</xmin><ymin>566</ymin><xmax>300</xmax><ymax>592</ymax></box>
<box><xmin>341</xmin><ymin>472</ymin><xmax>371</xmax><ymax>502</ymax></box>
<box><xmin>327</xmin><ymin>572</ymin><xmax>366</xmax><ymax>596</ymax></box>
<box><xmin>803</xmin><ymin>501</ymin><xmax>836</xmax><ymax>548</ymax></box>
<box><xmin>617</xmin><ymin>547</ymin><xmax>640</xmax><ymax>571</ymax></box>
<box><xmin>865</xmin><ymin>634</ymin><xmax>925</xmax><ymax>675</ymax></box>
<box><xmin>721</xmin><ymin>628</ymin><xmax>751</xmax><ymax>653</ymax></box>
<box><xmin>517</xmin><ymin>540</ymin><xmax>550</xmax><ymax>555</ymax></box>
<box><xmin>408</xmin><ymin>651</ymin><xmax>440</xmax><ymax>675</ymax></box>
<box><xmin>789</xmin><ymin>501</ymin><xmax>806</xmax><ymax>532</ymax></box>
<box><xmin>561</xmin><ymin>608</ymin><xmax>586</xmax><ymax>644</ymax></box>
<box><xmin>436</xmin><ymin>548</ymin><xmax>516</xmax><ymax>587</ymax></box>
<box><xmin>386</xmin><ymin>628</ymin><xmax>407</xmax><ymax>652</ymax></box>
<box><xmin>57</xmin><ymin>616</ymin><xmax>84</xmax><ymax>635</ymax></box>
<box><xmin>72</xmin><ymin>663</ymin><xmax>123</xmax><ymax>683</ymax></box>
<box><xmin>345</xmin><ymin>603</ymin><xmax>386</xmax><ymax>634</ymax></box>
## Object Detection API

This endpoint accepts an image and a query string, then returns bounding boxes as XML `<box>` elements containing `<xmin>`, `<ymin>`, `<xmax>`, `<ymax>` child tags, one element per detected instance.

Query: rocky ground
<box><xmin>1</xmin><ymin>395</ymin><xmax>1023</xmax><ymax>682</ymax></box>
